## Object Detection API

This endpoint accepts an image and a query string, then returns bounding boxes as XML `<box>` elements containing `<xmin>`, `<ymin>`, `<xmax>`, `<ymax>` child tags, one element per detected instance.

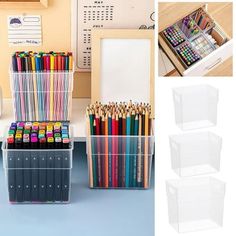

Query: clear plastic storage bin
<box><xmin>10</xmin><ymin>70</ymin><xmax>74</xmax><ymax>121</ymax></box>
<box><xmin>169</xmin><ymin>132</ymin><xmax>222</xmax><ymax>177</ymax></box>
<box><xmin>1</xmin><ymin>138</ymin><xmax>74</xmax><ymax>204</ymax></box>
<box><xmin>86</xmin><ymin>135</ymin><xmax>155</xmax><ymax>189</ymax></box>
<box><xmin>166</xmin><ymin>177</ymin><xmax>226</xmax><ymax>233</ymax></box>
<box><xmin>173</xmin><ymin>85</ymin><xmax>218</xmax><ymax>130</ymax></box>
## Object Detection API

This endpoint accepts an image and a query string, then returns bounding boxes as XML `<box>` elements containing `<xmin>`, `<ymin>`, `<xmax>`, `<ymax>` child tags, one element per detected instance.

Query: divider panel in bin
<box><xmin>166</xmin><ymin>177</ymin><xmax>226</xmax><ymax>233</ymax></box>
<box><xmin>10</xmin><ymin>69</ymin><xmax>74</xmax><ymax>122</ymax></box>
<box><xmin>86</xmin><ymin>135</ymin><xmax>154</xmax><ymax>189</ymax></box>
<box><xmin>1</xmin><ymin>127</ymin><xmax>74</xmax><ymax>204</ymax></box>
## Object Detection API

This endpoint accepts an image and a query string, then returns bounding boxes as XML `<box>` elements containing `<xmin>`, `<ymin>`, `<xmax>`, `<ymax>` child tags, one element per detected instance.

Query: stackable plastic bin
<box><xmin>1</xmin><ymin>134</ymin><xmax>74</xmax><ymax>204</ymax></box>
<box><xmin>173</xmin><ymin>85</ymin><xmax>218</xmax><ymax>130</ymax></box>
<box><xmin>86</xmin><ymin>135</ymin><xmax>155</xmax><ymax>189</ymax></box>
<box><xmin>166</xmin><ymin>177</ymin><xmax>226</xmax><ymax>233</ymax></box>
<box><xmin>169</xmin><ymin>132</ymin><xmax>222</xmax><ymax>177</ymax></box>
<box><xmin>10</xmin><ymin>69</ymin><xmax>74</xmax><ymax>122</ymax></box>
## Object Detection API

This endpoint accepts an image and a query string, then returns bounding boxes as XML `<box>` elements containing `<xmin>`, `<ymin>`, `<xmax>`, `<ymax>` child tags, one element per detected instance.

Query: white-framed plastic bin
<box><xmin>10</xmin><ymin>68</ymin><xmax>74</xmax><ymax>122</ymax></box>
<box><xmin>173</xmin><ymin>85</ymin><xmax>219</xmax><ymax>130</ymax></box>
<box><xmin>169</xmin><ymin>131</ymin><xmax>222</xmax><ymax>177</ymax></box>
<box><xmin>86</xmin><ymin>135</ymin><xmax>155</xmax><ymax>189</ymax></box>
<box><xmin>1</xmin><ymin>127</ymin><xmax>74</xmax><ymax>204</ymax></box>
<box><xmin>166</xmin><ymin>177</ymin><xmax>226</xmax><ymax>233</ymax></box>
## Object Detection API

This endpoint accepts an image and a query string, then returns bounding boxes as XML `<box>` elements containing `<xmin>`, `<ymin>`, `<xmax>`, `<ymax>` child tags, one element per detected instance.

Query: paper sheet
<box><xmin>8</xmin><ymin>15</ymin><xmax>42</xmax><ymax>46</ymax></box>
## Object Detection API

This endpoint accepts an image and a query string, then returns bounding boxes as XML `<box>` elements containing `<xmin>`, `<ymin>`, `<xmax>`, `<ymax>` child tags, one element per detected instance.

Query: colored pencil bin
<box><xmin>10</xmin><ymin>69</ymin><xmax>74</xmax><ymax>122</ymax></box>
<box><xmin>86</xmin><ymin>135</ymin><xmax>155</xmax><ymax>189</ymax></box>
<box><xmin>169</xmin><ymin>132</ymin><xmax>222</xmax><ymax>177</ymax></box>
<box><xmin>173</xmin><ymin>85</ymin><xmax>218</xmax><ymax>130</ymax></box>
<box><xmin>1</xmin><ymin>137</ymin><xmax>74</xmax><ymax>204</ymax></box>
<box><xmin>166</xmin><ymin>177</ymin><xmax>226</xmax><ymax>233</ymax></box>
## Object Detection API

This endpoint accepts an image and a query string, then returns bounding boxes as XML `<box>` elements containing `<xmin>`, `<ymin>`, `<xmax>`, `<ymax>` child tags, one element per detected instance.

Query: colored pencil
<box><xmin>86</xmin><ymin>102</ymin><xmax>153</xmax><ymax>189</ymax></box>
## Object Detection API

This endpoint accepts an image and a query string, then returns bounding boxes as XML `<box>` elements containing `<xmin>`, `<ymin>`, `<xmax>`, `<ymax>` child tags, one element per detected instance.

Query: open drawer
<box><xmin>158</xmin><ymin>4</ymin><xmax>233</xmax><ymax>76</ymax></box>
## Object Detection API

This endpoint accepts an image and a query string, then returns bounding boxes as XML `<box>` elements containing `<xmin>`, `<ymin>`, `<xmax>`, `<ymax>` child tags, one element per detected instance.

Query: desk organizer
<box><xmin>87</xmin><ymin>135</ymin><xmax>155</xmax><ymax>189</ymax></box>
<box><xmin>160</xmin><ymin>7</ymin><xmax>229</xmax><ymax>69</ymax></box>
<box><xmin>169</xmin><ymin>132</ymin><xmax>222</xmax><ymax>177</ymax></box>
<box><xmin>2</xmin><ymin>123</ymin><xmax>73</xmax><ymax>204</ymax></box>
<box><xmin>10</xmin><ymin>70</ymin><xmax>74</xmax><ymax>122</ymax></box>
<box><xmin>166</xmin><ymin>177</ymin><xmax>226</xmax><ymax>233</ymax></box>
<box><xmin>173</xmin><ymin>85</ymin><xmax>218</xmax><ymax>130</ymax></box>
<box><xmin>11</xmin><ymin>51</ymin><xmax>74</xmax><ymax>122</ymax></box>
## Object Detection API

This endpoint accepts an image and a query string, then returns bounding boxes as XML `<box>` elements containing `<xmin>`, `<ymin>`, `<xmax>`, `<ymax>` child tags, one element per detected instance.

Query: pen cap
<box><xmin>62</xmin><ymin>138</ymin><xmax>70</xmax><ymax>149</ymax></box>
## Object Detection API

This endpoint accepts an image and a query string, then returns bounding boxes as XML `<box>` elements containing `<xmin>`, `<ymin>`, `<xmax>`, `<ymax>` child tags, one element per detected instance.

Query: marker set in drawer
<box><xmin>161</xmin><ymin>8</ymin><xmax>218</xmax><ymax>68</ymax></box>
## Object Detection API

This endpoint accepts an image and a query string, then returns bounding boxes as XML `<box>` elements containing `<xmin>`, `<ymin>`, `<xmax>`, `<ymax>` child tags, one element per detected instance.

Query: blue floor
<box><xmin>0</xmin><ymin>143</ymin><xmax>154</xmax><ymax>236</ymax></box>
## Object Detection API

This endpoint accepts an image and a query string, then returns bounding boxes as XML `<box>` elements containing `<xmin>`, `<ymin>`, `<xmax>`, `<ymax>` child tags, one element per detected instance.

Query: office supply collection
<box><xmin>3</xmin><ymin>121</ymin><xmax>72</xmax><ymax>203</ymax></box>
<box><xmin>11</xmin><ymin>51</ymin><xmax>74</xmax><ymax>122</ymax></box>
<box><xmin>161</xmin><ymin>8</ymin><xmax>219</xmax><ymax>68</ymax></box>
<box><xmin>86</xmin><ymin>102</ymin><xmax>154</xmax><ymax>189</ymax></box>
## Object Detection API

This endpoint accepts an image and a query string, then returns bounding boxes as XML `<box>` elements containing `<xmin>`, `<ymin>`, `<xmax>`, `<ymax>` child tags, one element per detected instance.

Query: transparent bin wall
<box><xmin>166</xmin><ymin>177</ymin><xmax>226</xmax><ymax>233</ymax></box>
<box><xmin>169</xmin><ymin>132</ymin><xmax>222</xmax><ymax>177</ymax></box>
<box><xmin>2</xmin><ymin>141</ymin><xmax>73</xmax><ymax>204</ymax></box>
<box><xmin>173</xmin><ymin>85</ymin><xmax>218</xmax><ymax>130</ymax></box>
<box><xmin>10</xmin><ymin>70</ymin><xmax>74</xmax><ymax>122</ymax></box>
<box><xmin>86</xmin><ymin>135</ymin><xmax>155</xmax><ymax>189</ymax></box>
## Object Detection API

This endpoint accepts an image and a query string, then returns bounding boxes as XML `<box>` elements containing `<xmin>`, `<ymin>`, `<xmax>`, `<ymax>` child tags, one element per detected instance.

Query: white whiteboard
<box><xmin>100</xmin><ymin>39</ymin><xmax>151</xmax><ymax>104</ymax></box>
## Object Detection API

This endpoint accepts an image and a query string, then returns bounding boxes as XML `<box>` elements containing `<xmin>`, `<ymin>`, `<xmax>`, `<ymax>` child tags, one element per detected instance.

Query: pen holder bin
<box><xmin>86</xmin><ymin>135</ymin><xmax>155</xmax><ymax>189</ymax></box>
<box><xmin>1</xmin><ymin>140</ymin><xmax>74</xmax><ymax>204</ymax></box>
<box><xmin>173</xmin><ymin>85</ymin><xmax>218</xmax><ymax>130</ymax></box>
<box><xmin>169</xmin><ymin>132</ymin><xmax>222</xmax><ymax>177</ymax></box>
<box><xmin>166</xmin><ymin>177</ymin><xmax>226</xmax><ymax>233</ymax></box>
<box><xmin>10</xmin><ymin>70</ymin><xmax>74</xmax><ymax>122</ymax></box>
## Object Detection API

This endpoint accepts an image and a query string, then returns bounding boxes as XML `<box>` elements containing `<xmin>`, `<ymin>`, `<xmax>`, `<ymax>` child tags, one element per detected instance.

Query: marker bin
<box><xmin>173</xmin><ymin>85</ymin><xmax>218</xmax><ymax>130</ymax></box>
<box><xmin>86</xmin><ymin>135</ymin><xmax>155</xmax><ymax>189</ymax></box>
<box><xmin>166</xmin><ymin>177</ymin><xmax>226</xmax><ymax>233</ymax></box>
<box><xmin>1</xmin><ymin>134</ymin><xmax>74</xmax><ymax>204</ymax></box>
<box><xmin>10</xmin><ymin>69</ymin><xmax>74</xmax><ymax>122</ymax></box>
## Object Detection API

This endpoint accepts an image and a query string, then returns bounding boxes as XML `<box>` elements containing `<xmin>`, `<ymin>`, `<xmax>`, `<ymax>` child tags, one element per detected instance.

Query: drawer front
<box><xmin>183</xmin><ymin>39</ymin><xmax>233</xmax><ymax>76</ymax></box>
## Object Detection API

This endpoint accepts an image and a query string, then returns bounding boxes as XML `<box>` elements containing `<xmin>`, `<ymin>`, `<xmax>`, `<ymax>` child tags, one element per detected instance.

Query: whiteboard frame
<box><xmin>91</xmin><ymin>29</ymin><xmax>155</xmax><ymax>115</ymax></box>
<box><xmin>91</xmin><ymin>29</ymin><xmax>155</xmax><ymax>114</ymax></box>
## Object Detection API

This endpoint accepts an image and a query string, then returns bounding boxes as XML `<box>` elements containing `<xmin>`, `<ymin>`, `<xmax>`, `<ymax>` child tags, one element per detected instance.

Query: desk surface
<box><xmin>0</xmin><ymin>143</ymin><xmax>154</xmax><ymax>236</ymax></box>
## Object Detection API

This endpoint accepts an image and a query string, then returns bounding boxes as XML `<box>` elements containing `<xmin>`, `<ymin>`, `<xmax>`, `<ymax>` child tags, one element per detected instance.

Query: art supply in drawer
<box><xmin>86</xmin><ymin>101</ymin><xmax>154</xmax><ymax>189</ymax></box>
<box><xmin>163</xmin><ymin>25</ymin><xmax>185</xmax><ymax>47</ymax></box>
<box><xmin>3</xmin><ymin>121</ymin><xmax>73</xmax><ymax>203</ymax></box>
<box><xmin>193</xmin><ymin>8</ymin><xmax>214</xmax><ymax>30</ymax></box>
<box><xmin>205</xmin><ymin>34</ymin><xmax>218</xmax><ymax>47</ymax></box>
<box><xmin>181</xmin><ymin>17</ymin><xmax>199</xmax><ymax>38</ymax></box>
<box><xmin>191</xmin><ymin>35</ymin><xmax>215</xmax><ymax>58</ymax></box>
<box><xmin>176</xmin><ymin>43</ymin><xmax>201</xmax><ymax>67</ymax></box>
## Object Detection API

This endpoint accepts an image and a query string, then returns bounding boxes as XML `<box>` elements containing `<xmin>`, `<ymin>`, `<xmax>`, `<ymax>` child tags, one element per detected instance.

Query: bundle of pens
<box><xmin>181</xmin><ymin>17</ymin><xmax>200</xmax><ymax>38</ymax></box>
<box><xmin>86</xmin><ymin>101</ymin><xmax>155</xmax><ymax>189</ymax></box>
<box><xmin>11</xmin><ymin>51</ymin><xmax>74</xmax><ymax>122</ymax></box>
<box><xmin>2</xmin><ymin>121</ymin><xmax>73</xmax><ymax>203</ymax></box>
<box><xmin>193</xmin><ymin>9</ymin><xmax>214</xmax><ymax>30</ymax></box>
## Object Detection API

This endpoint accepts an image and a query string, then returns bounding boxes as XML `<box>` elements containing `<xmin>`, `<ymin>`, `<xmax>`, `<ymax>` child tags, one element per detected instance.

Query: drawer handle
<box><xmin>205</xmin><ymin>58</ymin><xmax>222</xmax><ymax>70</ymax></box>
